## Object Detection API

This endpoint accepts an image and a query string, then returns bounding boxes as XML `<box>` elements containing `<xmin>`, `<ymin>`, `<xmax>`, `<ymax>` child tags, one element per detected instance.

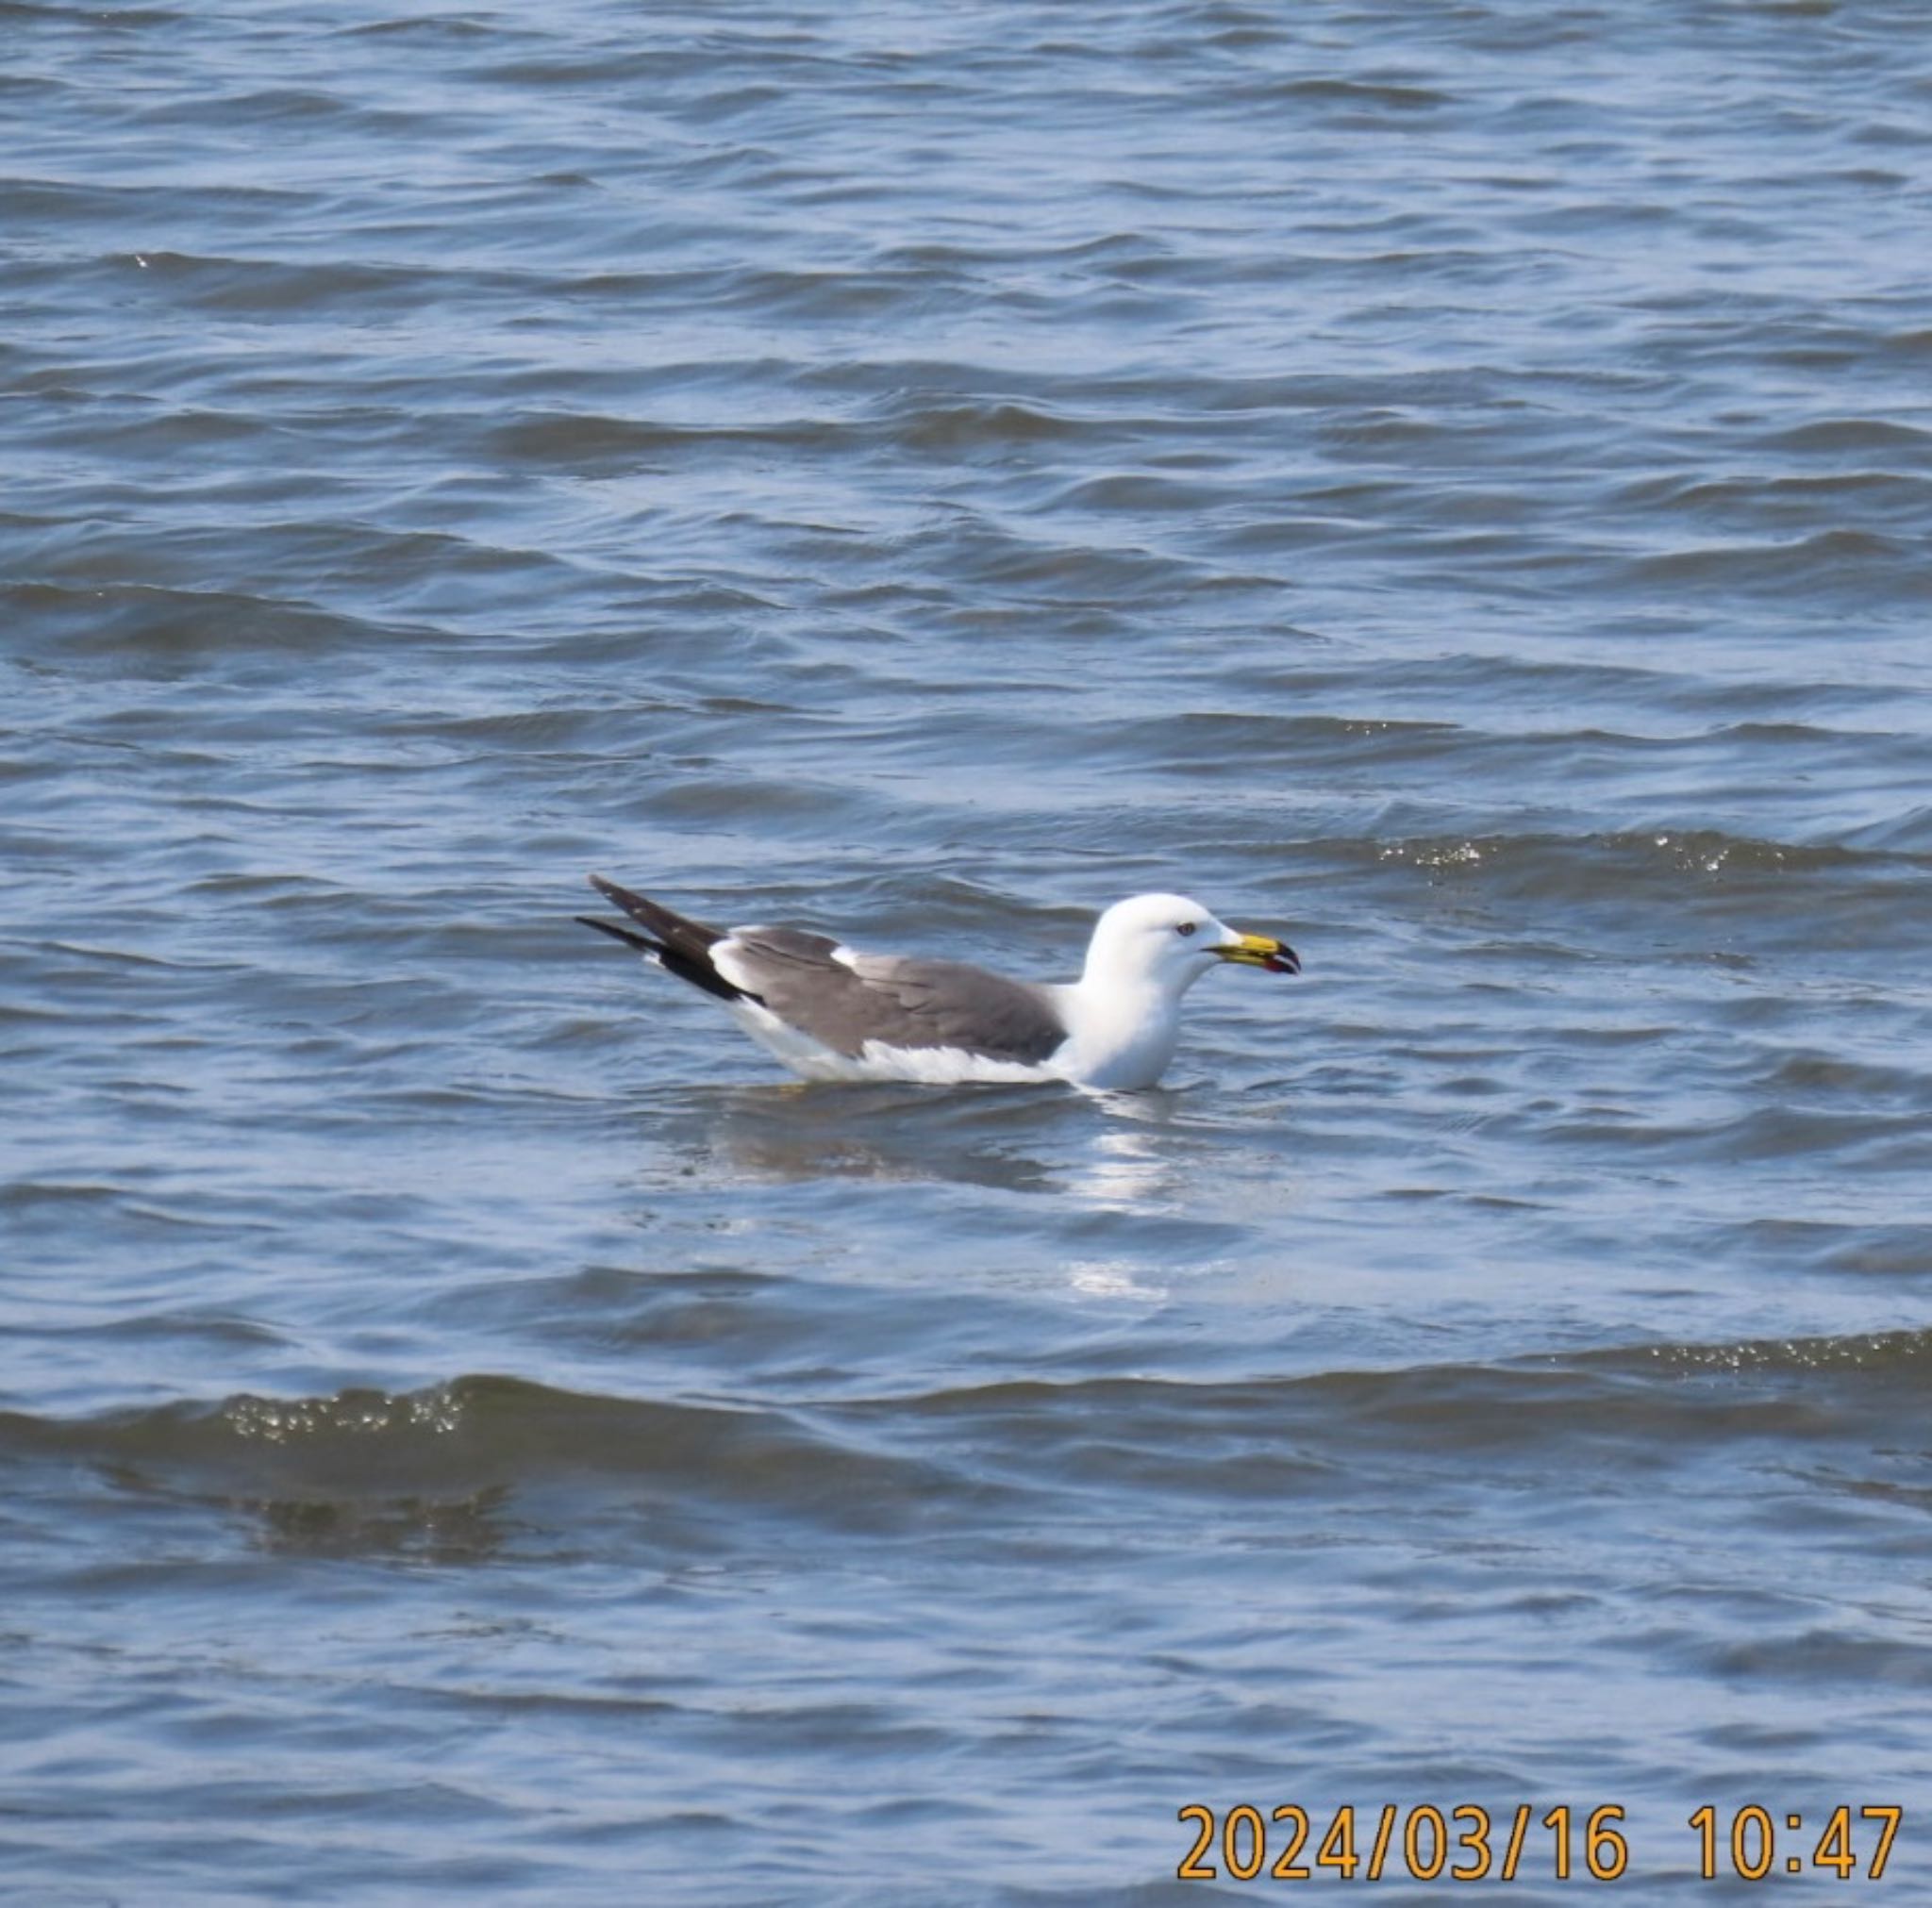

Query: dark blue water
<box><xmin>5</xmin><ymin>1</ymin><xmax>1931</xmax><ymax>1900</ymax></box>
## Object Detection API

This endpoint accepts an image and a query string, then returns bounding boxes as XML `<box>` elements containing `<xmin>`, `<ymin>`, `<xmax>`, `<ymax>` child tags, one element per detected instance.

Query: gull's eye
<box><xmin>1174</xmin><ymin>921</ymin><xmax>1197</xmax><ymax>937</ymax></box>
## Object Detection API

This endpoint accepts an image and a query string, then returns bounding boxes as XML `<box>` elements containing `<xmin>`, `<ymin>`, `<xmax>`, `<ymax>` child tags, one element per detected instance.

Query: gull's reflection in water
<box><xmin>1062</xmin><ymin>1091</ymin><xmax>1191</xmax><ymax>1214</ymax></box>
<box><xmin>651</xmin><ymin>1080</ymin><xmax>1070</xmax><ymax>1195</ymax></box>
<box><xmin>616</xmin><ymin>1076</ymin><xmax>1306</xmax><ymax>1308</ymax></box>
<box><xmin>1064</xmin><ymin>1126</ymin><xmax>1179</xmax><ymax>1213</ymax></box>
<box><xmin>630</xmin><ymin>1078</ymin><xmax>1207</xmax><ymax>1218</ymax></box>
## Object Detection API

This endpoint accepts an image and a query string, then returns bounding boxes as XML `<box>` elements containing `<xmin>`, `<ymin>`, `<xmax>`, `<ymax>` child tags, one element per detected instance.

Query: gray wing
<box><xmin>724</xmin><ymin>929</ymin><xmax>1068</xmax><ymax>1064</ymax></box>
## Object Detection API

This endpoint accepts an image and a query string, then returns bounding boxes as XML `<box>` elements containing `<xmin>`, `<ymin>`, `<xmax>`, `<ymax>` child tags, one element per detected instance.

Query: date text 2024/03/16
<box><xmin>1176</xmin><ymin>1802</ymin><xmax>1905</xmax><ymax>1883</ymax></box>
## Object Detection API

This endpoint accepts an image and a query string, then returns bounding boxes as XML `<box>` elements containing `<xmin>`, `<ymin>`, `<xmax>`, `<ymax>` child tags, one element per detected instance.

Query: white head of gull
<box><xmin>1048</xmin><ymin>891</ymin><xmax>1298</xmax><ymax>1089</ymax></box>
<box><xmin>578</xmin><ymin>878</ymin><xmax>1299</xmax><ymax>1091</ymax></box>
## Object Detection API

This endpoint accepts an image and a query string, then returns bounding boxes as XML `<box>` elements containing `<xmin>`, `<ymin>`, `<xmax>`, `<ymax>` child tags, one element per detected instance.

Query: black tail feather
<box><xmin>577</xmin><ymin>878</ymin><xmax>751</xmax><ymax>1004</ymax></box>
<box><xmin>588</xmin><ymin>875</ymin><xmax>724</xmax><ymax>953</ymax></box>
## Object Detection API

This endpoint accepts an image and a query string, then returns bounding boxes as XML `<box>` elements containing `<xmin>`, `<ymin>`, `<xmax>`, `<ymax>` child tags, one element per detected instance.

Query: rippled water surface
<box><xmin>6</xmin><ymin>0</ymin><xmax>1932</xmax><ymax>1900</ymax></box>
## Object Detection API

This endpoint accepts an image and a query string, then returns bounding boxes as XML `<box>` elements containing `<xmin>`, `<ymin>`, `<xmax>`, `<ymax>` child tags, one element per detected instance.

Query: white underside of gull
<box><xmin>1041</xmin><ymin>980</ymin><xmax>1186</xmax><ymax>1091</ymax></box>
<box><xmin>720</xmin><ymin>976</ymin><xmax>1187</xmax><ymax>1090</ymax></box>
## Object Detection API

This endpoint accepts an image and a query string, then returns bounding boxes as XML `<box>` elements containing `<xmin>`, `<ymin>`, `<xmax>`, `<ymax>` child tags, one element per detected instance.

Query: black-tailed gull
<box><xmin>577</xmin><ymin>875</ymin><xmax>1298</xmax><ymax>1089</ymax></box>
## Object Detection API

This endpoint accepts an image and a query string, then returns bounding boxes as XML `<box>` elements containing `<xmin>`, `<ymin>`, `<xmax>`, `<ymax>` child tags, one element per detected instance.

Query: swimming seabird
<box><xmin>577</xmin><ymin>875</ymin><xmax>1299</xmax><ymax>1089</ymax></box>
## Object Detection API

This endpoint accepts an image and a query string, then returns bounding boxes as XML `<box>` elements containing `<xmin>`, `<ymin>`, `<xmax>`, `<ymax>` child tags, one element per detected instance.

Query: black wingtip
<box><xmin>588</xmin><ymin>871</ymin><xmax>641</xmax><ymax>912</ymax></box>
